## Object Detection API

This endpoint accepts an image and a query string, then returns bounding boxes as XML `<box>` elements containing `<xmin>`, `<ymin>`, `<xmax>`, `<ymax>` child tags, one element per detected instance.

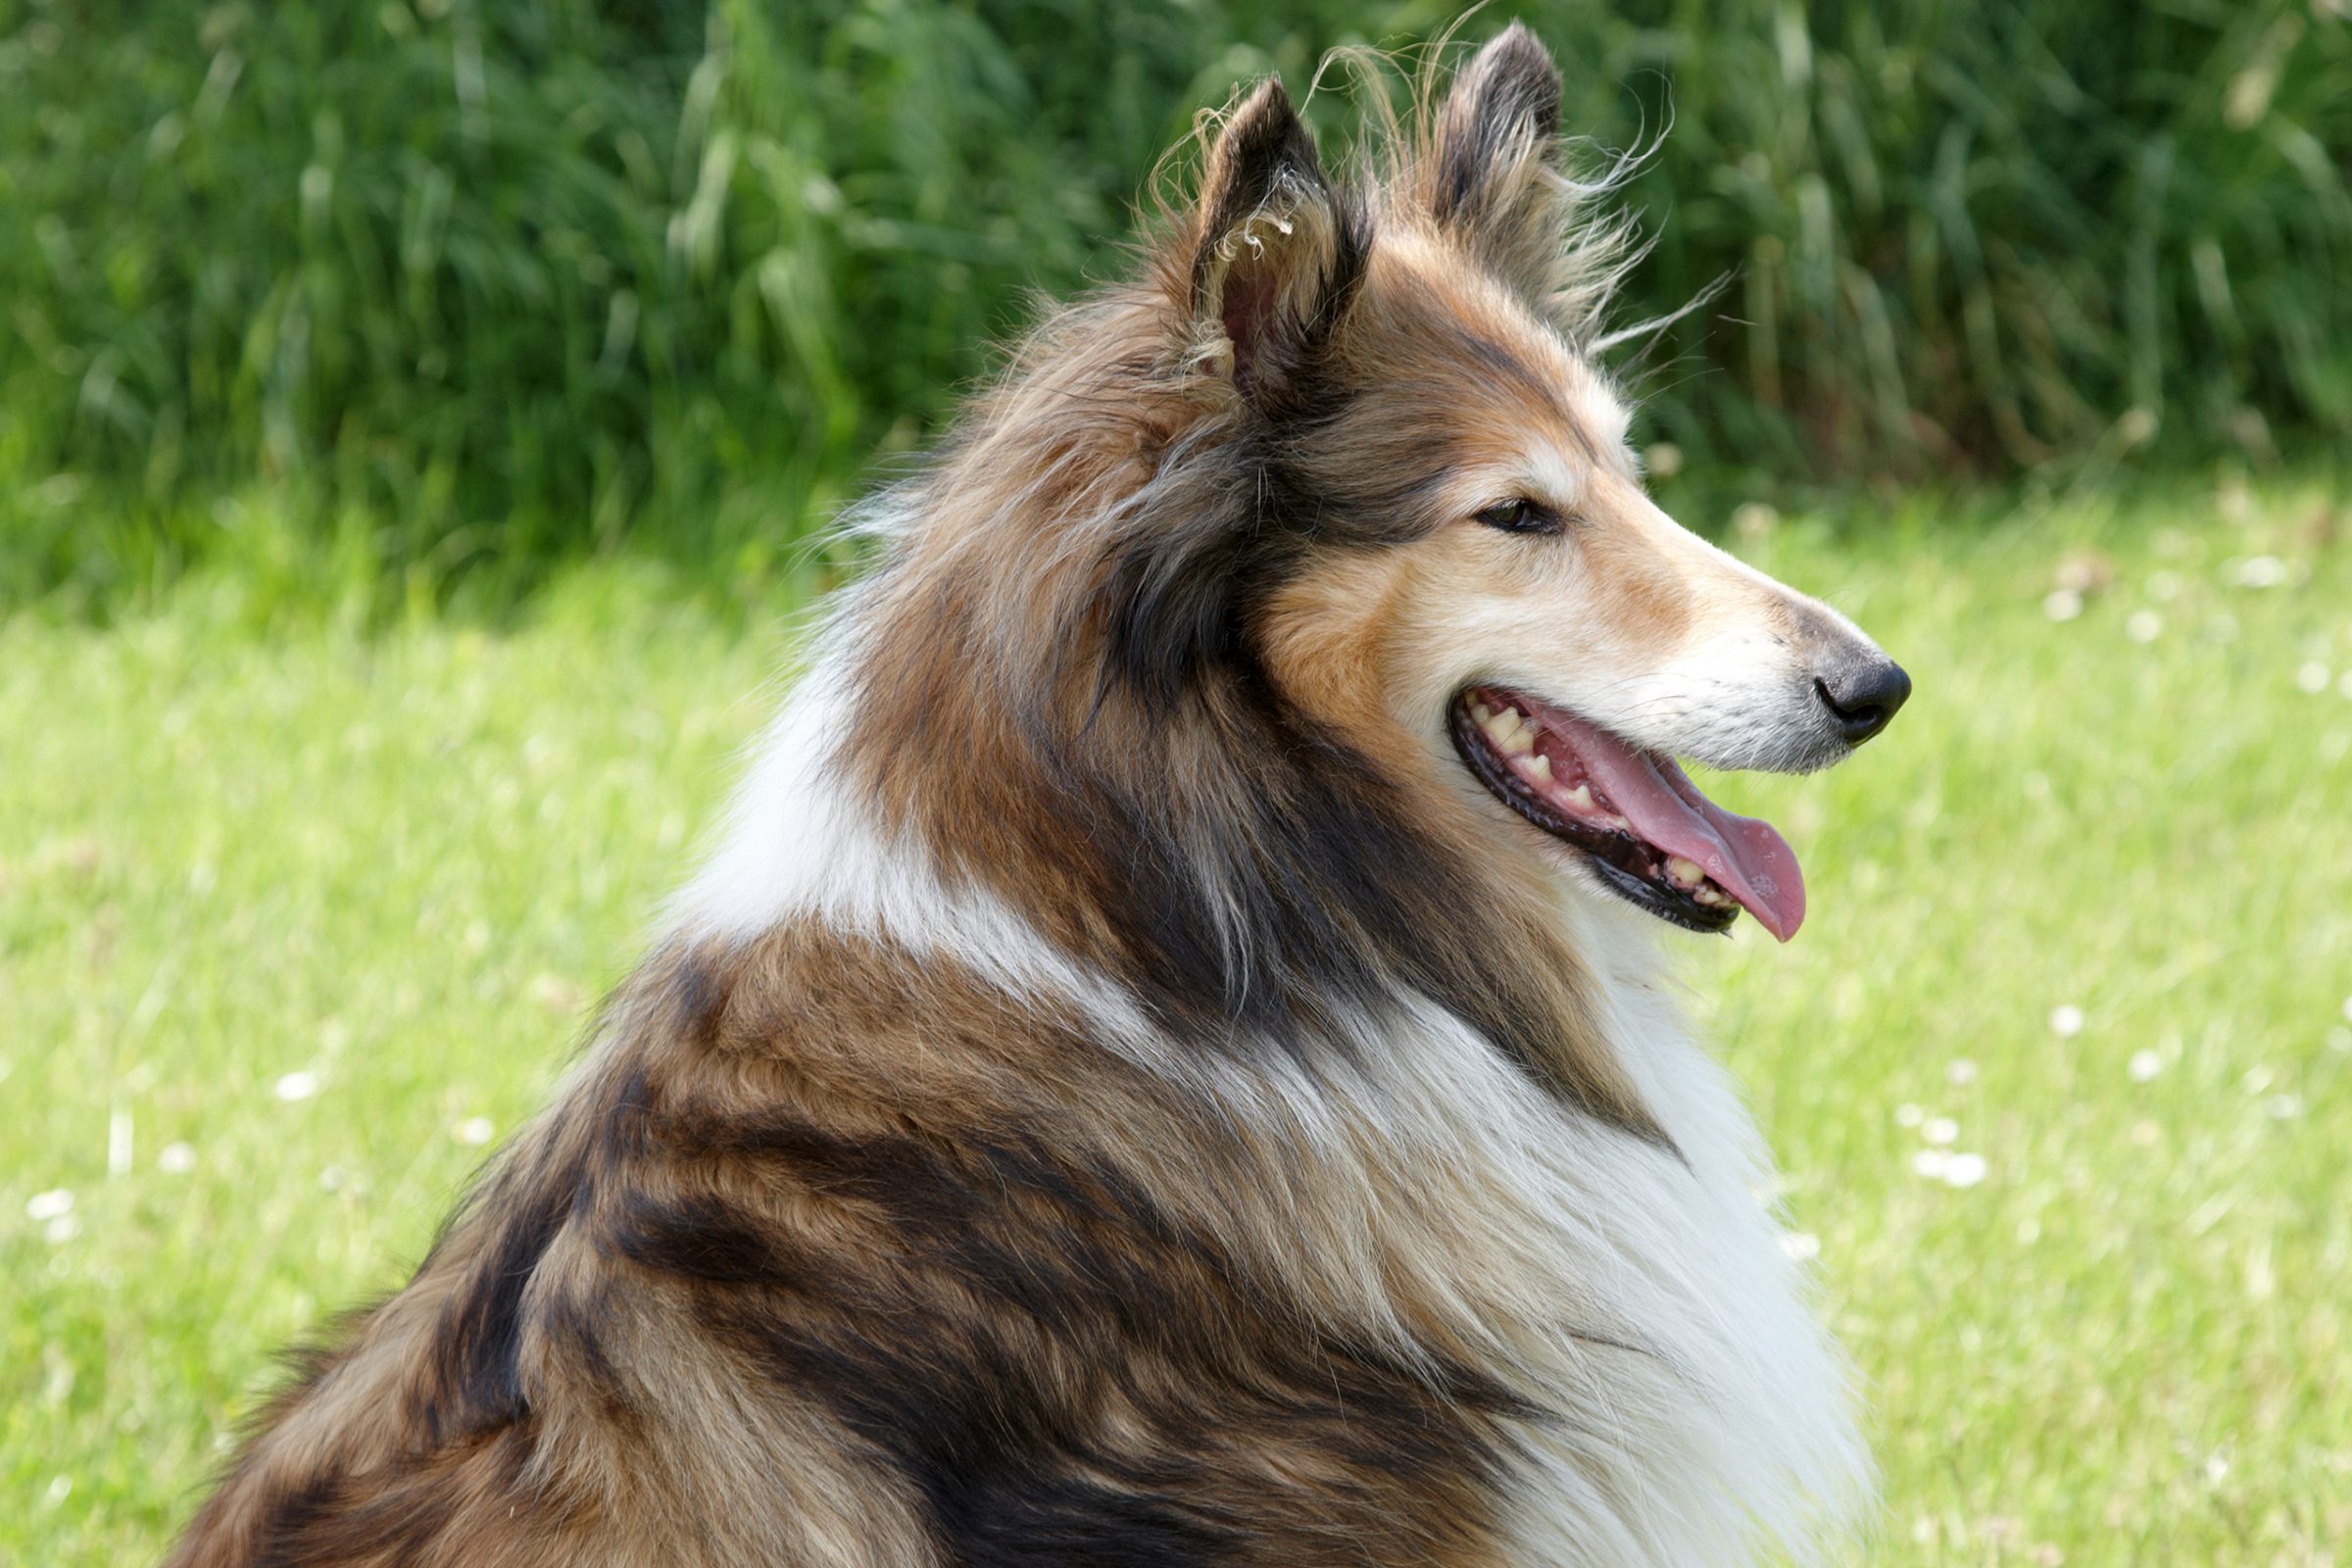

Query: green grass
<box><xmin>6</xmin><ymin>476</ymin><xmax>2350</xmax><ymax>1564</ymax></box>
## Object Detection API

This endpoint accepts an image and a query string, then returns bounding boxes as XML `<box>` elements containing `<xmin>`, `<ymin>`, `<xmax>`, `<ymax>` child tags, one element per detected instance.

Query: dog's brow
<box><xmin>1428</xmin><ymin>319</ymin><xmax>1622</xmax><ymax>487</ymax></box>
<box><xmin>1441</xmin><ymin>321</ymin><xmax>1556</xmax><ymax>400</ymax></box>
<box><xmin>1575</xmin><ymin>383</ymin><xmax>1633</xmax><ymax>459</ymax></box>
<box><xmin>1522</xmin><ymin>447</ymin><xmax>1586</xmax><ymax>510</ymax></box>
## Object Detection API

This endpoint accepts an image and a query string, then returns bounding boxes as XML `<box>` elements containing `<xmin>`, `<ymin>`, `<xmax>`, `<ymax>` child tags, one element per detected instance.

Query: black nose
<box><xmin>1814</xmin><ymin>658</ymin><xmax>1910</xmax><ymax>746</ymax></box>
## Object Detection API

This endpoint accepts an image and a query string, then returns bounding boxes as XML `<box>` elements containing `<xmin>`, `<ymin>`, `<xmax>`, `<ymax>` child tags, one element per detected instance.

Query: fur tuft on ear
<box><xmin>1432</xmin><ymin>24</ymin><xmax>1564</xmax><ymax>227</ymax></box>
<box><xmin>1415</xmin><ymin>24</ymin><xmax>1649</xmax><ymax>345</ymax></box>
<box><xmin>1183</xmin><ymin>78</ymin><xmax>1366</xmax><ymax>394</ymax></box>
<box><xmin>1427</xmin><ymin>24</ymin><xmax>1569</xmax><ymax>296</ymax></box>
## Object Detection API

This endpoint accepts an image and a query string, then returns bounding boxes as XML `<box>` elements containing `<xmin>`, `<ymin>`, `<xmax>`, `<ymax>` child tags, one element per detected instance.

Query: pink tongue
<box><xmin>1548</xmin><ymin>712</ymin><xmax>1807</xmax><ymax>942</ymax></box>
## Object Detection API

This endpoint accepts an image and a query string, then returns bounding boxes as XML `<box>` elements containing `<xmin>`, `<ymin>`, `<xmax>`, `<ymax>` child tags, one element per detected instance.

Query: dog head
<box><xmin>1151</xmin><ymin>25</ymin><xmax>1909</xmax><ymax>942</ymax></box>
<box><xmin>844</xmin><ymin>26</ymin><xmax>1910</xmax><ymax>1131</ymax></box>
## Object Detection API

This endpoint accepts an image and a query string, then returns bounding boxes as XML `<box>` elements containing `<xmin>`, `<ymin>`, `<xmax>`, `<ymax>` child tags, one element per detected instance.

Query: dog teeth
<box><xmin>1480</xmin><ymin>704</ymin><xmax>1540</xmax><ymax>758</ymax></box>
<box><xmin>1463</xmin><ymin>699</ymin><xmax>1729</xmax><ymax>909</ymax></box>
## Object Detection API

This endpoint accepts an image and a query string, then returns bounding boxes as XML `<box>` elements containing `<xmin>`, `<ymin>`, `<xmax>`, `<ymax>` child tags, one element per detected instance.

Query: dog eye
<box><xmin>1475</xmin><ymin>498</ymin><xmax>1560</xmax><ymax>534</ymax></box>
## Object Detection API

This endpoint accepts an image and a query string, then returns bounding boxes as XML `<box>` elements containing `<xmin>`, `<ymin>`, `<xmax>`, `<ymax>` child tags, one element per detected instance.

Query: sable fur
<box><xmin>171</xmin><ymin>25</ymin><xmax>1877</xmax><ymax>1567</ymax></box>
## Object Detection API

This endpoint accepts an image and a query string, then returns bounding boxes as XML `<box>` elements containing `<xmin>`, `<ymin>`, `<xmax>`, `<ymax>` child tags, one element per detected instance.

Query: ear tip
<box><xmin>1476</xmin><ymin>20</ymin><xmax>1563</xmax><ymax>91</ymax></box>
<box><xmin>1228</xmin><ymin>75</ymin><xmax>1305</xmax><ymax>145</ymax></box>
<box><xmin>1213</xmin><ymin>74</ymin><xmax>1320</xmax><ymax>186</ymax></box>
<box><xmin>1238</xmin><ymin>74</ymin><xmax>1294</xmax><ymax>112</ymax></box>
<box><xmin>1459</xmin><ymin>21</ymin><xmax>1562</xmax><ymax>142</ymax></box>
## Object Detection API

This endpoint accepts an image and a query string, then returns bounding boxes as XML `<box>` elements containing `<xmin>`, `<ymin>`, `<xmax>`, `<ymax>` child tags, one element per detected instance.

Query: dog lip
<box><xmin>1446</xmin><ymin>693</ymin><xmax>1740</xmax><ymax>937</ymax></box>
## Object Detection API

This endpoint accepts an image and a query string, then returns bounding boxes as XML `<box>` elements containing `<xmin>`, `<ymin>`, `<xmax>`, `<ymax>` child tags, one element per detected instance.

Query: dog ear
<box><xmin>1428</xmin><ymin>24</ymin><xmax>1568</xmax><ymax>301</ymax></box>
<box><xmin>1184</xmin><ymin>78</ymin><xmax>1361</xmax><ymax>395</ymax></box>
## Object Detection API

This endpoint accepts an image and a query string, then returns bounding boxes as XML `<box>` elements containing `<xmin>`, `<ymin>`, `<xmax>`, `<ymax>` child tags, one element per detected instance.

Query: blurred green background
<box><xmin>6</xmin><ymin>4</ymin><xmax>2352</xmax><ymax>1566</ymax></box>
<box><xmin>5</xmin><ymin>0</ymin><xmax>2350</xmax><ymax>611</ymax></box>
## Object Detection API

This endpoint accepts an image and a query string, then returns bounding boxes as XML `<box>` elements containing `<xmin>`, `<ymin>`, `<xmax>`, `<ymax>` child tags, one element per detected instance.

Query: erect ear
<box><xmin>1429</xmin><ymin>24</ymin><xmax>1569</xmax><ymax>302</ymax></box>
<box><xmin>1184</xmin><ymin>77</ymin><xmax>1363</xmax><ymax>395</ymax></box>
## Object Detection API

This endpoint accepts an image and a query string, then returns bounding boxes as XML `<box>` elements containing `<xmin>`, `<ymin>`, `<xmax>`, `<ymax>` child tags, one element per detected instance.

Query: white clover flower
<box><xmin>453</xmin><ymin>1116</ymin><xmax>495</xmax><ymax>1147</ymax></box>
<box><xmin>158</xmin><ymin>1142</ymin><xmax>197</xmax><ymax>1173</ymax></box>
<box><xmin>1923</xmin><ymin>1116</ymin><xmax>1959</xmax><ymax>1146</ymax></box>
<box><xmin>1910</xmin><ymin>1150</ymin><xmax>1949</xmax><ymax>1179</ymax></box>
<box><xmin>2049</xmin><ymin>1004</ymin><xmax>2085</xmax><ymax>1038</ymax></box>
<box><xmin>2126</xmin><ymin>610</ymin><xmax>2162</xmax><ymax>643</ymax></box>
<box><xmin>273</xmin><ymin>1070</ymin><xmax>320</xmax><ymax>1102</ymax></box>
<box><xmin>1946</xmin><ymin>1058</ymin><xmax>1979</xmax><ymax>1086</ymax></box>
<box><xmin>25</xmin><ymin>1188</ymin><xmax>73</xmax><ymax>1221</ymax></box>
<box><xmin>1940</xmin><ymin>1152</ymin><xmax>1988</xmax><ymax>1188</ymax></box>
<box><xmin>2042</xmin><ymin>588</ymin><xmax>2083</xmax><ymax>621</ymax></box>
<box><xmin>2128</xmin><ymin>1050</ymin><xmax>2164</xmax><ymax>1083</ymax></box>
<box><xmin>2297</xmin><ymin>662</ymin><xmax>2331</xmax><ymax>694</ymax></box>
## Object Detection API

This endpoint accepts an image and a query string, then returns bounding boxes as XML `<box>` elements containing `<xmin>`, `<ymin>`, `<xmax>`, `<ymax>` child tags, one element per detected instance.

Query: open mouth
<box><xmin>1449</xmin><ymin>686</ymin><xmax>1807</xmax><ymax>941</ymax></box>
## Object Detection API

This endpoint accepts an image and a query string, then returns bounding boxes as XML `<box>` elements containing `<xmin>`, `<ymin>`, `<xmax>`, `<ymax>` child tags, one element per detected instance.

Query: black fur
<box><xmin>608</xmin><ymin>1089</ymin><xmax>1528</xmax><ymax>1568</ymax></box>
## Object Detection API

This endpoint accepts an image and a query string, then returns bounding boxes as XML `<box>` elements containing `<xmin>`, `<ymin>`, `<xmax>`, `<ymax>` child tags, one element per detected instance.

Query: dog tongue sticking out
<box><xmin>1468</xmin><ymin>688</ymin><xmax>1810</xmax><ymax>942</ymax></box>
<box><xmin>1549</xmin><ymin>712</ymin><xmax>1807</xmax><ymax>941</ymax></box>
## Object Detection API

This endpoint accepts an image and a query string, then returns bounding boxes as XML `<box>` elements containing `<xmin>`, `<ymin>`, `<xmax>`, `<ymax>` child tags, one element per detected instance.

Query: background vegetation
<box><xmin>5</xmin><ymin>0</ymin><xmax>2349</xmax><ymax>610</ymax></box>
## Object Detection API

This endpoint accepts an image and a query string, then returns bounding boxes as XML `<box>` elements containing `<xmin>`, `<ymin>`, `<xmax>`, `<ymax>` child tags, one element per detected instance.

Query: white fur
<box><xmin>1185</xmin><ymin>899</ymin><xmax>1869</xmax><ymax>1566</ymax></box>
<box><xmin>674</xmin><ymin>635</ymin><xmax>1869</xmax><ymax>1566</ymax></box>
<box><xmin>1575</xmin><ymin>524</ymin><xmax>1882</xmax><ymax>776</ymax></box>
<box><xmin>670</xmin><ymin>622</ymin><xmax>1177</xmax><ymax>1054</ymax></box>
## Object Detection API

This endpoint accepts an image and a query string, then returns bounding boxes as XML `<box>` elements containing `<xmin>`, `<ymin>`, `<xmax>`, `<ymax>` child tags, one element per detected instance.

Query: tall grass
<box><xmin>3</xmin><ymin>0</ymin><xmax>2347</xmax><ymax>607</ymax></box>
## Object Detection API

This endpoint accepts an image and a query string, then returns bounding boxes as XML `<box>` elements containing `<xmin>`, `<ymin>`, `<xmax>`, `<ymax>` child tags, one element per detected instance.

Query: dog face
<box><xmin>1191</xmin><ymin>28</ymin><xmax>1908</xmax><ymax>941</ymax></box>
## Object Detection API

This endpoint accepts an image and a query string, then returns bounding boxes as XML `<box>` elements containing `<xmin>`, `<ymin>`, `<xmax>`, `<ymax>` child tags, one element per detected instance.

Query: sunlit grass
<box><xmin>5</xmin><ymin>477</ymin><xmax>2349</xmax><ymax>1564</ymax></box>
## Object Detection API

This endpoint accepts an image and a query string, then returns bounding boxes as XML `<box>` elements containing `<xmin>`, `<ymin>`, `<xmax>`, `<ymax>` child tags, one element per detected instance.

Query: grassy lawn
<box><xmin>6</xmin><ymin>479</ymin><xmax>2349</xmax><ymax>1564</ymax></box>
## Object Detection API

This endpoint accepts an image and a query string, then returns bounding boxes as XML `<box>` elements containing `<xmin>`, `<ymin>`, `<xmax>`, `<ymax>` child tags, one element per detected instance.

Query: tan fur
<box><xmin>172</xmin><ymin>928</ymin><xmax>1521</xmax><ymax>1567</ymax></box>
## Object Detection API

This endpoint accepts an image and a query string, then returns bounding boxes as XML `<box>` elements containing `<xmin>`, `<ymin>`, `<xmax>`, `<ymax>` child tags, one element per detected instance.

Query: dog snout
<box><xmin>1811</xmin><ymin>653</ymin><xmax>1910</xmax><ymax>747</ymax></box>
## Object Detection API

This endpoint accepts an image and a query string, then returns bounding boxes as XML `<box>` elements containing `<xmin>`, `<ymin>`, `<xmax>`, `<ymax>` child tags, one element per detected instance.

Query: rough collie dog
<box><xmin>172</xmin><ymin>25</ymin><xmax>1909</xmax><ymax>1568</ymax></box>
